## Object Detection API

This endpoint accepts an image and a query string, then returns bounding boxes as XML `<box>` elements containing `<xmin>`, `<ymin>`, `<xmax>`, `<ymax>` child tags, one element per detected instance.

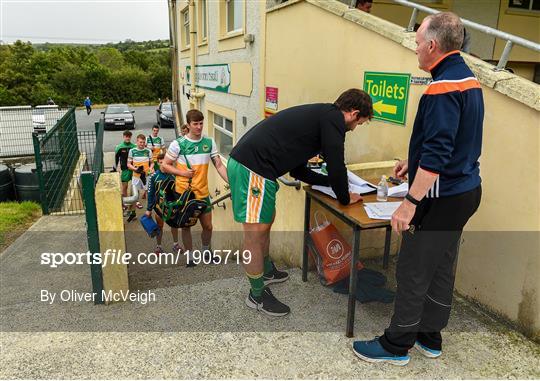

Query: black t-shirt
<box><xmin>230</xmin><ymin>103</ymin><xmax>350</xmax><ymax>205</ymax></box>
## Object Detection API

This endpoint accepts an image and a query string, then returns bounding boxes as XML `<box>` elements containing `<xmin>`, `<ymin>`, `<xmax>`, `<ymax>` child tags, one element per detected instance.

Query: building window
<box><xmin>182</xmin><ymin>9</ymin><xmax>190</xmax><ymax>47</ymax></box>
<box><xmin>213</xmin><ymin>113</ymin><xmax>233</xmax><ymax>158</ymax></box>
<box><xmin>226</xmin><ymin>0</ymin><xmax>243</xmax><ymax>33</ymax></box>
<box><xmin>199</xmin><ymin>0</ymin><xmax>208</xmax><ymax>42</ymax></box>
<box><xmin>508</xmin><ymin>0</ymin><xmax>540</xmax><ymax>10</ymax></box>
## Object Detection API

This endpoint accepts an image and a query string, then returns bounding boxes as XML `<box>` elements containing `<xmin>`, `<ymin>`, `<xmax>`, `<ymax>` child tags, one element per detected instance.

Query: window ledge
<box><xmin>198</xmin><ymin>41</ymin><xmax>208</xmax><ymax>48</ymax></box>
<box><xmin>219</xmin><ymin>30</ymin><xmax>244</xmax><ymax>41</ymax></box>
<box><xmin>180</xmin><ymin>46</ymin><xmax>190</xmax><ymax>52</ymax></box>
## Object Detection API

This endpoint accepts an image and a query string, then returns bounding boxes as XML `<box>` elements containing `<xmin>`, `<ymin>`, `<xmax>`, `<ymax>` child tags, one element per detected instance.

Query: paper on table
<box><xmin>348</xmin><ymin>171</ymin><xmax>377</xmax><ymax>188</ymax></box>
<box><xmin>388</xmin><ymin>182</ymin><xmax>408</xmax><ymax>198</ymax></box>
<box><xmin>312</xmin><ymin>182</ymin><xmax>376</xmax><ymax>199</ymax></box>
<box><xmin>312</xmin><ymin>185</ymin><xmax>337</xmax><ymax>198</ymax></box>
<box><xmin>363</xmin><ymin>202</ymin><xmax>402</xmax><ymax>220</ymax></box>
<box><xmin>310</xmin><ymin>169</ymin><xmax>376</xmax><ymax>199</ymax></box>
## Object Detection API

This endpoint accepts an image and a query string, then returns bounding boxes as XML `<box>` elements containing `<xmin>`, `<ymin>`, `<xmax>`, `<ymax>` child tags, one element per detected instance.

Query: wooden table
<box><xmin>301</xmin><ymin>183</ymin><xmax>403</xmax><ymax>337</ymax></box>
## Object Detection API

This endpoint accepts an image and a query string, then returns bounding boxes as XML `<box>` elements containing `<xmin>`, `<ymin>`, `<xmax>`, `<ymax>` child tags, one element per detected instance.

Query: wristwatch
<box><xmin>405</xmin><ymin>193</ymin><xmax>421</xmax><ymax>206</ymax></box>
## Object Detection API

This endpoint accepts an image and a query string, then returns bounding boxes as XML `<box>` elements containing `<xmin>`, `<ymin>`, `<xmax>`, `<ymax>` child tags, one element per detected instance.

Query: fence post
<box><xmin>94</xmin><ymin>121</ymin><xmax>104</xmax><ymax>173</ymax></box>
<box><xmin>32</xmin><ymin>132</ymin><xmax>48</xmax><ymax>215</ymax></box>
<box><xmin>81</xmin><ymin>171</ymin><xmax>104</xmax><ymax>304</ymax></box>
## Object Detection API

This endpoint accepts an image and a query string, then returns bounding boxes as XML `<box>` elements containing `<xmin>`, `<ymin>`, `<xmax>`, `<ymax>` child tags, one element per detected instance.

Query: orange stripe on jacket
<box><xmin>428</xmin><ymin>50</ymin><xmax>461</xmax><ymax>72</ymax></box>
<box><xmin>424</xmin><ymin>79</ymin><xmax>481</xmax><ymax>95</ymax></box>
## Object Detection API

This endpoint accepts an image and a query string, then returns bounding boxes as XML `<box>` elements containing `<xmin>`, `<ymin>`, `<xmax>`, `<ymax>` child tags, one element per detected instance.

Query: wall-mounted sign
<box><xmin>363</xmin><ymin>71</ymin><xmax>411</xmax><ymax>125</ymax></box>
<box><xmin>265</xmin><ymin>86</ymin><xmax>278</xmax><ymax>111</ymax></box>
<box><xmin>186</xmin><ymin>64</ymin><xmax>231</xmax><ymax>93</ymax></box>
<box><xmin>410</xmin><ymin>76</ymin><xmax>432</xmax><ymax>86</ymax></box>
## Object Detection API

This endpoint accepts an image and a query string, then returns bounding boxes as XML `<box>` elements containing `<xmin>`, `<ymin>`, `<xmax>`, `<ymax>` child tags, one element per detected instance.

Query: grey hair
<box><xmin>424</xmin><ymin>12</ymin><xmax>464</xmax><ymax>53</ymax></box>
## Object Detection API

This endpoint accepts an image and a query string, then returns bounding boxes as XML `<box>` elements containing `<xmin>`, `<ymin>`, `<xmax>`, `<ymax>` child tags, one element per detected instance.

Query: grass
<box><xmin>0</xmin><ymin>201</ymin><xmax>42</xmax><ymax>252</ymax></box>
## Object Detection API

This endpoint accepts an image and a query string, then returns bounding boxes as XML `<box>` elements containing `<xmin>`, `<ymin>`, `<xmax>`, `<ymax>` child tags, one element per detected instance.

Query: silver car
<box><xmin>101</xmin><ymin>104</ymin><xmax>135</xmax><ymax>130</ymax></box>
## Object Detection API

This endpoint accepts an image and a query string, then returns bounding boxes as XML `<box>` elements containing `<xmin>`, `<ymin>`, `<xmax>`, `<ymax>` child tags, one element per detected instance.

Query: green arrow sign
<box><xmin>363</xmin><ymin>71</ymin><xmax>411</xmax><ymax>125</ymax></box>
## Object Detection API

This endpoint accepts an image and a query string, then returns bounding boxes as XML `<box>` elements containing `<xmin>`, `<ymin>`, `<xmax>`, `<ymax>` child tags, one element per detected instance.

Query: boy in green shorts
<box><xmin>114</xmin><ymin>130</ymin><xmax>136</xmax><ymax>212</ymax></box>
<box><xmin>161</xmin><ymin>109</ymin><xmax>228</xmax><ymax>266</ymax></box>
<box><xmin>127</xmin><ymin>134</ymin><xmax>154</xmax><ymax>222</ymax></box>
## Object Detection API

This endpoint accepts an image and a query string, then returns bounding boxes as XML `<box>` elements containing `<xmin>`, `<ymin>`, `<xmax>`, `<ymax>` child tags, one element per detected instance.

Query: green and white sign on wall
<box><xmin>363</xmin><ymin>71</ymin><xmax>411</xmax><ymax>125</ymax></box>
<box><xmin>186</xmin><ymin>64</ymin><xmax>231</xmax><ymax>93</ymax></box>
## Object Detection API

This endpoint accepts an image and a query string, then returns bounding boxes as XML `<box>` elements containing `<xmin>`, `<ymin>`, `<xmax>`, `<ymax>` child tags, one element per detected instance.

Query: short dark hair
<box><xmin>334</xmin><ymin>89</ymin><xmax>373</xmax><ymax>120</ymax></box>
<box><xmin>123</xmin><ymin>130</ymin><xmax>132</xmax><ymax>137</ymax></box>
<box><xmin>356</xmin><ymin>0</ymin><xmax>372</xmax><ymax>6</ymax></box>
<box><xmin>157</xmin><ymin>153</ymin><xmax>166</xmax><ymax>161</ymax></box>
<box><xmin>186</xmin><ymin>109</ymin><xmax>204</xmax><ymax>123</ymax></box>
<box><xmin>153</xmin><ymin>125</ymin><xmax>159</xmax><ymax>130</ymax></box>
<box><xmin>136</xmin><ymin>134</ymin><xmax>146</xmax><ymax>141</ymax></box>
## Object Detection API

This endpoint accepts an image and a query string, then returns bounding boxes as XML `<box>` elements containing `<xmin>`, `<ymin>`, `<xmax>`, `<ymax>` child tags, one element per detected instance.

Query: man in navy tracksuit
<box><xmin>353</xmin><ymin>12</ymin><xmax>483</xmax><ymax>365</ymax></box>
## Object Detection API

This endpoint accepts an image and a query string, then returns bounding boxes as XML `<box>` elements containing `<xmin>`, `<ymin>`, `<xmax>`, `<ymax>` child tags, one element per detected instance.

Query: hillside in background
<box><xmin>0</xmin><ymin>39</ymin><xmax>172</xmax><ymax>107</ymax></box>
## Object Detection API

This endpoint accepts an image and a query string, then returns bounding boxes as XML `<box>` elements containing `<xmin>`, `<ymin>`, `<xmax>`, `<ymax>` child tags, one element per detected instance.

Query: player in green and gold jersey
<box><xmin>161</xmin><ymin>109</ymin><xmax>228</xmax><ymax>266</ymax></box>
<box><xmin>127</xmin><ymin>134</ymin><xmax>154</xmax><ymax>221</ymax></box>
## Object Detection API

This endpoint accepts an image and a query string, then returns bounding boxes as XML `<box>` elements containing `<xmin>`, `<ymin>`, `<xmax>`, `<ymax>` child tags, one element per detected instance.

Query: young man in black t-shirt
<box><xmin>227</xmin><ymin>88</ymin><xmax>373</xmax><ymax>316</ymax></box>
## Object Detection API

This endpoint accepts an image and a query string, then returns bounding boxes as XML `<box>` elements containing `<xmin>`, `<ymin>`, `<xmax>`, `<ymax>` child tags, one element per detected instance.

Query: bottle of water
<box><xmin>377</xmin><ymin>175</ymin><xmax>388</xmax><ymax>202</ymax></box>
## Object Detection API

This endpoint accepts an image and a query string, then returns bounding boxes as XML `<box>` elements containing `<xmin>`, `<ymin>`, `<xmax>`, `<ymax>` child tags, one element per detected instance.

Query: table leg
<box><xmin>383</xmin><ymin>225</ymin><xmax>391</xmax><ymax>270</ymax></box>
<box><xmin>302</xmin><ymin>193</ymin><xmax>311</xmax><ymax>282</ymax></box>
<box><xmin>346</xmin><ymin>226</ymin><xmax>361</xmax><ymax>338</ymax></box>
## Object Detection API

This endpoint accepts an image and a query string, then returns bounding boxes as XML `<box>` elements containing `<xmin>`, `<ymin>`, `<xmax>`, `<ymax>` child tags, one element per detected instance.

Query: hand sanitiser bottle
<box><xmin>377</xmin><ymin>175</ymin><xmax>388</xmax><ymax>202</ymax></box>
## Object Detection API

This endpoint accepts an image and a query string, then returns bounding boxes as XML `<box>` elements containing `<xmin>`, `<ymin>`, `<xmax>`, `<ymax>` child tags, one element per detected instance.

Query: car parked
<box><xmin>156</xmin><ymin>102</ymin><xmax>175</xmax><ymax>128</ymax></box>
<box><xmin>101</xmin><ymin>104</ymin><xmax>135</xmax><ymax>130</ymax></box>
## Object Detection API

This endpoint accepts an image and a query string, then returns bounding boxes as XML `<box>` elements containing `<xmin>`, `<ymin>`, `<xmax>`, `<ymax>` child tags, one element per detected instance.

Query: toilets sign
<box><xmin>363</xmin><ymin>71</ymin><xmax>411</xmax><ymax>125</ymax></box>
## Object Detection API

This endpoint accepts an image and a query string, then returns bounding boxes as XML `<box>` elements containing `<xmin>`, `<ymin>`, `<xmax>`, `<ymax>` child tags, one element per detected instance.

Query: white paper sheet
<box><xmin>388</xmin><ymin>182</ymin><xmax>408</xmax><ymax>198</ymax></box>
<box><xmin>348</xmin><ymin>171</ymin><xmax>377</xmax><ymax>188</ymax></box>
<box><xmin>310</xmin><ymin>170</ymin><xmax>376</xmax><ymax>199</ymax></box>
<box><xmin>363</xmin><ymin>202</ymin><xmax>402</xmax><ymax>220</ymax></box>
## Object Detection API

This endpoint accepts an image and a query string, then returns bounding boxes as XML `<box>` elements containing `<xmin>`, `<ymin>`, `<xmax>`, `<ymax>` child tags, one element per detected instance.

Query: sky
<box><xmin>0</xmin><ymin>0</ymin><xmax>170</xmax><ymax>44</ymax></box>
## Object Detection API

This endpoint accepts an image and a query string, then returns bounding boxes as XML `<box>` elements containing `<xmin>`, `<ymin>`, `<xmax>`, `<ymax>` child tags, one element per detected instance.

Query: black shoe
<box><xmin>127</xmin><ymin>212</ymin><xmax>137</xmax><ymax>223</ymax></box>
<box><xmin>245</xmin><ymin>287</ymin><xmax>290</xmax><ymax>317</ymax></box>
<box><xmin>263</xmin><ymin>263</ymin><xmax>289</xmax><ymax>285</ymax></box>
<box><xmin>186</xmin><ymin>259</ymin><xmax>197</xmax><ymax>268</ymax></box>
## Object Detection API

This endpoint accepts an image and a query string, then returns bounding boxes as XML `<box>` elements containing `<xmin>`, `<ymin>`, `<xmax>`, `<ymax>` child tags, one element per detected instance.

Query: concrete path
<box><xmin>1</xmin><ymin>216</ymin><xmax>539</xmax><ymax>379</ymax></box>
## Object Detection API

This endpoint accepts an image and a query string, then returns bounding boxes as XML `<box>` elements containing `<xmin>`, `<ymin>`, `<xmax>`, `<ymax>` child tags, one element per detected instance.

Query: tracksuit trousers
<box><xmin>379</xmin><ymin>186</ymin><xmax>482</xmax><ymax>356</ymax></box>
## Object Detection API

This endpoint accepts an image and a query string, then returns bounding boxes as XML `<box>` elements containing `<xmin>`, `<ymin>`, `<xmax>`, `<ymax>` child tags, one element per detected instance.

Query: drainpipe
<box><xmin>122</xmin><ymin>182</ymin><xmax>139</xmax><ymax>205</ymax></box>
<box><xmin>188</xmin><ymin>0</ymin><xmax>205</xmax><ymax>109</ymax></box>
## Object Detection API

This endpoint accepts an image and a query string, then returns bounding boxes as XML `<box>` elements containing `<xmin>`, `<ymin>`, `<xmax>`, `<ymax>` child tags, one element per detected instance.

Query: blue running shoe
<box><xmin>352</xmin><ymin>338</ymin><xmax>410</xmax><ymax>366</ymax></box>
<box><xmin>414</xmin><ymin>341</ymin><xmax>442</xmax><ymax>358</ymax></box>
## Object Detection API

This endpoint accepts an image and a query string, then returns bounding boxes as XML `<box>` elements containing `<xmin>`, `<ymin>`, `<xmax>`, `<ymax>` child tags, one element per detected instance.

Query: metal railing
<box><xmin>32</xmin><ymin>108</ymin><xmax>104</xmax><ymax>215</ymax></box>
<box><xmin>391</xmin><ymin>0</ymin><xmax>540</xmax><ymax>71</ymax></box>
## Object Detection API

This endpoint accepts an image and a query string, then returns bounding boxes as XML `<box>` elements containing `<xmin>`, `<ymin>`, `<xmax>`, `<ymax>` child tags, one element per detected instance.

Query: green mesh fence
<box><xmin>32</xmin><ymin>108</ymin><xmax>104</xmax><ymax>215</ymax></box>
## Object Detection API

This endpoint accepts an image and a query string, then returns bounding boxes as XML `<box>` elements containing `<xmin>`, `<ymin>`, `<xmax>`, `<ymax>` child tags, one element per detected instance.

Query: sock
<box><xmin>173</xmin><ymin>241</ymin><xmax>178</xmax><ymax>247</ymax></box>
<box><xmin>202</xmin><ymin>245</ymin><xmax>210</xmax><ymax>254</ymax></box>
<box><xmin>247</xmin><ymin>272</ymin><xmax>264</xmax><ymax>298</ymax></box>
<box><xmin>263</xmin><ymin>256</ymin><xmax>274</xmax><ymax>276</ymax></box>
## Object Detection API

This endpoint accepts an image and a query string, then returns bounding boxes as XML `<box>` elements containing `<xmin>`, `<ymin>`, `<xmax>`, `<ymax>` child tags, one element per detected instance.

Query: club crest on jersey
<box><xmin>202</xmin><ymin>144</ymin><xmax>209</xmax><ymax>152</ymax></box>
<box><xmin>251</xmin><ymin>186</ymin><xmax>261</xmax><ymax>198</ymax></box>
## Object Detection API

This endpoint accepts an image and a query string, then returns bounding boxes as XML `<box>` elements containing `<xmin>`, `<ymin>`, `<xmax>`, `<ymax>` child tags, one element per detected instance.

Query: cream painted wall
<box><xmin>369</xmin><ymin>0</ymin><xmax>540</xmax><ymax>64</ymax></box>
<box><xmin>265</xmin><ymin>0</ymin><xmax>540</xmax><ymax>339</ymax></box>
<box><xmin>494</xmin><ymin>1</ymin><xmax>540</xmax><ymax>62</ymax></box>
<box><xmin>452</xmin><ymin>0</ymin><xmax>500</xmax><ymax>59</ymax></box>
<box><xmin>266</xmin><ymin>1</ymin><xmax>421</xmax><ymax>164</ymax></box>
